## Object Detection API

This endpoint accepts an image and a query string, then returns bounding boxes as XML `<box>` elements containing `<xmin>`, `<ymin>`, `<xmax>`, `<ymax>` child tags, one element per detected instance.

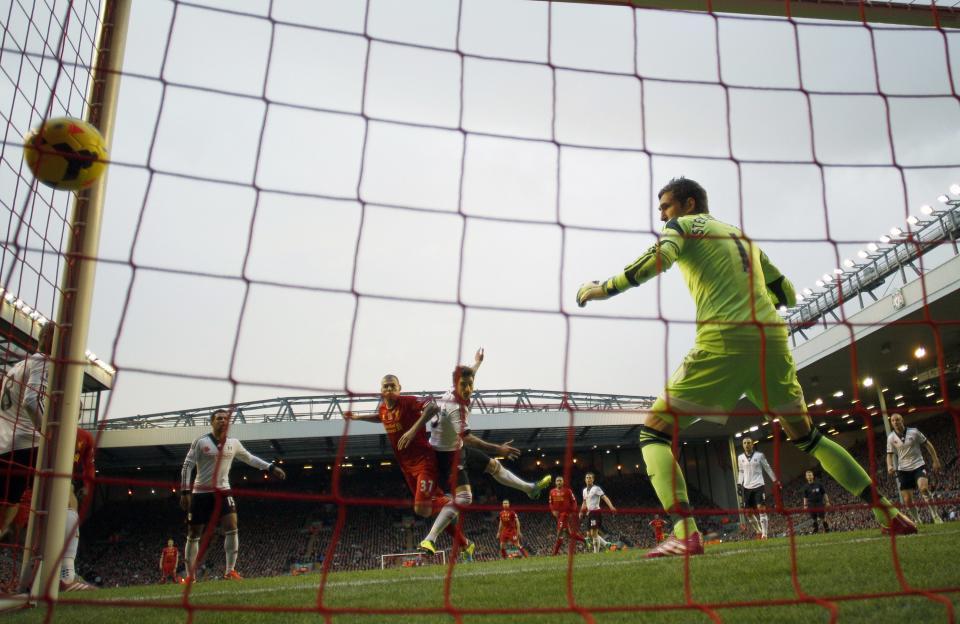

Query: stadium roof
<box><xmin>0</xmin><ymin>292</ymin><xmax>113</xmax><ymax>392</ymax></box>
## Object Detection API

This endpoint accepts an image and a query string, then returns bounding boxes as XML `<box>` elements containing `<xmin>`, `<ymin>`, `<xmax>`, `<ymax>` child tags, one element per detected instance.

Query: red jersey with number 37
<box><xmin>378</xmin><ymin>395</ymin><xmax>433</xmax><ymax>469</ymax></box>
<box><xmin>549</xmin><ymin>487</ymin><xmax>577</xmax><ymax>513</ymax></box>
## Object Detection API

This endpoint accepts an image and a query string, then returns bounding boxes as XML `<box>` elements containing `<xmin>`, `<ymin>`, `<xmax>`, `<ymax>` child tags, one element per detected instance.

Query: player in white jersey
<box><xmin>579</xmin><ymin>472</ymin><xmax>616</xmax><ymax>553</ymax></box>
<box><xmin>0</xmin><ymin>322</ymin><xmax>52</xmax><ymax>538</ymax></box>
<box><xmin>180</xmin><ymin>409</ymin><xmax>286</xmax><ymax>581</ymax></box>
<box><xmin>400</xmin><ymin>349</ymin><xmax>551</xmax><ymax>556</ymax></box>
<box><xmin>737</xmin><ymin>437</ymin><xmax>778</xmax><ymax>539</ymax></box>
<box><xmin>886</xmin><ymin>413</ymin><xmax>943</xmax><ymax>524</ymax></box>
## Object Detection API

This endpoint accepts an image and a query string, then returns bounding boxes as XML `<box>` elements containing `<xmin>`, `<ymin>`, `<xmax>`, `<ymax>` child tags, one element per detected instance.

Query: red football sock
<box><xmin>431</xmin><ymin>495</ymin><xmax>451</xmax><ymax>515</ymax></box>
<box><xmin>552</xmin><ymin>538</ymin><xmax>563</xmax><ymax>555</ymax></box>
<box><xmin>520</xmin><ymin>547</ymin><xmax>529</xmax><ymax>557</ymax></box>
<box><xmin>445</xmin><ymin>522</ymin><xmax>468</xmax><ymax>548</ymax></box>
<box><xmin>500</xmin><ymin>548</ymin><xmax>507</xmax><ymax>559</ymax></box>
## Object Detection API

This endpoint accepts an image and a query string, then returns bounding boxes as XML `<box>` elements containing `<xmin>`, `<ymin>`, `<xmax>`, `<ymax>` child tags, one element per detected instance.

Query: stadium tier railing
<box><xmin>785</xmin><ymin>198</ymin><xmax>960</xmax><ymax>340</ymax></box>
<box><xmin>96</xmin><ymin>390</ymin><xmax>657</xmax><ymax>429</ymax></box>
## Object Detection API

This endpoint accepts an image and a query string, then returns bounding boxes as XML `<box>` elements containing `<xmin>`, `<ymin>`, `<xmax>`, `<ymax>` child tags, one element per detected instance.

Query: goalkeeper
<box><xmin>576</xmin><ymin>177</ymin><xmax>916</xmax><ymax>558</ymax></box>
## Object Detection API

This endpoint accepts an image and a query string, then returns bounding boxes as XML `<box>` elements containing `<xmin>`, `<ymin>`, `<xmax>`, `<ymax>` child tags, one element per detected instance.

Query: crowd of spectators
<box><xmin>12</xmin><ymin>414</ymin><xmax>955</xmax><ymax>587</ymax></box>
<box><xmin>768</xmin><ymin>414</ymin><xmax>960</xmax><ymax>536</ymax></box>
<box><xmin>70</xmin><ymin>470</ymin><xmax>723</xmax><ymax>585</ymax></box>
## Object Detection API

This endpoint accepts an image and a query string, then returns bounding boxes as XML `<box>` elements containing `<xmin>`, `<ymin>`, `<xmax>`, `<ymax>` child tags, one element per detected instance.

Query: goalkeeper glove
<box><xmin>576</xmin><ymin>281</ymin><xmax>608</xmax><ymax>307</ymax></box>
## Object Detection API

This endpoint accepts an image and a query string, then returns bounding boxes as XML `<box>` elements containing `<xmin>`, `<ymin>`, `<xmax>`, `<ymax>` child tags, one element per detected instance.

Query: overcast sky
<box><xmin>2</xmin><ymin>0</ymin><xmax>959</xmax><ymax>419</ymax></box>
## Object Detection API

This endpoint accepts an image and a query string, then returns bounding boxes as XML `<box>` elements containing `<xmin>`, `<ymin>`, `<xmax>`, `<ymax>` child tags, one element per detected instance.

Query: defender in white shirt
<box><xmin>179</xmin><ymin>409</ymin><xmax>286</xmax><ymax>581</ymax></box>
<box><xmin>886</xmin><ymin>413</ymin><xmax>943</xmax><ymax>524</ymax></box>
<box><xmin>401</xmin><ymin>349</ymin><xmax>551</xmax><ymax>556</ymax></box>
<box><xmin>579</xmin><ymin>472</ymin><xmax>616</xmax><ymax>553</ymax></box>
<box><xmin>737</xmin><ymin>437</ymin><xmax>778</xmax><ymax>539</ymax></box>
<box><xmin>0</xmin><ymin>322</ymin><xmax>52</xmax><ymax>538</ymax></box>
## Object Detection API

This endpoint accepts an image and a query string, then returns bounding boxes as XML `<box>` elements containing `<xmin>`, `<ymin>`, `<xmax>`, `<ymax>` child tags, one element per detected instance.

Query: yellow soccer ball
<box><xmin>23</xmin><ymin>117</ymin><xmax>107</xmax><ymax>191</ymax></box>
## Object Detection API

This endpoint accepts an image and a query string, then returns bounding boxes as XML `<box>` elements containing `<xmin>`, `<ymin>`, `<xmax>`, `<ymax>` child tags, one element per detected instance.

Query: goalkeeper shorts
<box><xmin>649</xmin><ymin>349</ymin><xmax>806</xmax><ymax>430</ymax></box>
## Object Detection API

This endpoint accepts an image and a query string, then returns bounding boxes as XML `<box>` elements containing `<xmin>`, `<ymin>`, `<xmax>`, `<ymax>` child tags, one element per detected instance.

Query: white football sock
<box><xmin>185</xmin><ymin>536</ymin><xmax>200</xmax><ymax>572</ymax></box>
<box><xmin>60</xmin><ymin>508</ymin><xmax>79</xmax><ymax>583</ymax></box>
<box><xmin>224</xmin><ymin>530</ymin><xmax>239</xmax><ymax>573</ymax></box>
<box><xmin>760</xmin><ymin>514</ymin><xmax>769</xmax><ymax>538</ymax></box>
<box><xmin>489</xmin><ymin>462</ymin><xmax>533</xmax><ymax>493</ymax></box>
<box><xmin>427</xmin><ymin>490</ymin><xmax>471</xmax><ymax>543</ymax></box>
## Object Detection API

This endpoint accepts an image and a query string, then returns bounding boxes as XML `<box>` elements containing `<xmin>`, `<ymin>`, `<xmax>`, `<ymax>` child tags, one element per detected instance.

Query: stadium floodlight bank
<box><xmin>785</xmin><ymin>198</ymin><xmax>960</xmax><ymax>345</ymax></box>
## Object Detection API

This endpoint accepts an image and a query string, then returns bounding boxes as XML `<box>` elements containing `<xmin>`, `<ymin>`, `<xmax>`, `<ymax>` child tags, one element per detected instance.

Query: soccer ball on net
<box><xmin>23</xmin><ymin>116</ymin><xmax>107</xmax><ymax>191</ymax></box>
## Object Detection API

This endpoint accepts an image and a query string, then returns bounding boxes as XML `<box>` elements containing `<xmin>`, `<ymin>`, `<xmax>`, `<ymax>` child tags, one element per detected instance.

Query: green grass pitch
<box><xmin>8</xmin><ymin>524</ymin><xmax>959</xmax><ymax>623</ymax></box>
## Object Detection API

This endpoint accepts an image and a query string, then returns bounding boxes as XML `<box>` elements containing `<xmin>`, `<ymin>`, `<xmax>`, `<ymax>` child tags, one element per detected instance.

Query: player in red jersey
<box><xmin>347</xmin><ymin>375</ymin><xmax>443</xmax><ymax>518</ymax></box>
<box><xmin>550</xmin><ymin>476</ymin><xmax>585</xmax><ymax>555</ymax></box>
<box><xmin>497</xmin><ymin>500</ymin><xmax>529</xmax><ymax>558</ymax></box>
<box><xmin>159</xmin><ymin>538</ymin><xmax>180</xmax><ymax>583</ymax></box>
<box><xmin>348</xmin><ymin>376</ymin><xmax>472</xmax><ymax>553</ymax></box>
<box><xmin>60</xmin><ymin>426</ymin><xmax>96</xmax><ymax>590</ymax></box>
<box><xmin>649</xmin><ymin>514</ymin><xmax>667</xmax><ymax>543</ymax></box>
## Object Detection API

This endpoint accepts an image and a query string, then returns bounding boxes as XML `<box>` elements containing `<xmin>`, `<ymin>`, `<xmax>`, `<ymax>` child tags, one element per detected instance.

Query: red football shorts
<box><xmin>402</xmin><ymin>462</ymin><xmax>440</xmax><ymax>507</ymax></box>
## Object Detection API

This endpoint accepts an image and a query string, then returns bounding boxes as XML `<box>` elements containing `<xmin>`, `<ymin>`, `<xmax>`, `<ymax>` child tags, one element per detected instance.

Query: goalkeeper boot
<box><xmin>529</xmin><ymin>475</ymin><xmax>553</xmax><ymax>500</ymax></box>
<box><xmin>645</xmin><ymin>532</ymin><xmax>704</xmax><ymax>559</ymax></box>
<box><xmin>881</xmin><ymin>513</ymin><xmax>917</xmax><ymax>536</ymax></box>
<box><xmin>418</xmin><ymin>539</ymin><xmax>437</xmax><ymax>556</ymax></box>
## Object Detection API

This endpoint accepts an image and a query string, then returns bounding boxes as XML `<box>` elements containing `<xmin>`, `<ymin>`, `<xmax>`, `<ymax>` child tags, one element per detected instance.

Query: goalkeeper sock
<box><xmin>224</xmin><ymin>530</ymin><xmax>239</xmax><ymax>572</ymax></box>
<box><xmin>185</xmin><ymin>536</ymin><xmax>200</xmax><ymax>572</ymax></box>
<box><xmin>488</xmin><ymin>462</ymin><xmax>533</xmax><ymax>494</ymax></box>
<box><xmin>640</xmin><ymin>427</ymin><xmax>698</xmax><ymax>539</ymax></box>
<box><xmin>795</xmin><ymin>430</ymin><xmax>898</xmax><ymax>526</ymax></box>
<box><xmin>60</xmin><ymin>508</ymin><xmax>80</xmax><ymax>583</ymax></box>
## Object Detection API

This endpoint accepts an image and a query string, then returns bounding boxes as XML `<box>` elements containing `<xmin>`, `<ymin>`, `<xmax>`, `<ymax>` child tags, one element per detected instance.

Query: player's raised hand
<box><xmin>397</xmin><ymin>428</ymin><xmax>416</xmax><ymax>450</ymax></box>
<box><xmin>474</xmin><ymin>347</ymin><xmax>484</xmax><ymax>366</ymax></box>
<box><xmin>499</xmin><ymin>439</ymin><xmax>520</xmax><ymax>460</ymax></box>
<box><xmin>576</xmin><ymin>281</ymin><xmax>608</xmax><ymax>308</ymax></box>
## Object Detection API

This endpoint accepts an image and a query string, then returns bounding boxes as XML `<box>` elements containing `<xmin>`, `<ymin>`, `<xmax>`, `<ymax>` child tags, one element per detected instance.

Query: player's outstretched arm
<box><xmin>576</xmin><ymin>236</ymin><xmax>681</xmax><ymax>308</ymax></box>
<box><xmin>463</xmin><ymin>433</ymin><xmax>519</xmax><ymax>460</ymax></box>
<box><xmin>602</xmin><ymin>495</ymin><xmax>616</xmax><ymax>512</ymax></box>
<box><xmin>760</xmin><ymin>453</ymin><xmax>778</xmax><ymax>483</ymax></box>
<box><xmin>234</xmin><ymin>440</ymin><xmax>284</xmax><ymax>479</ymax></box>
<box><xmin>759</xmin><ymin>250</ymin><xmax>797</xmax><ymax>308</ymax></box>
<box><xmin>397</xmin><ymin>401</ymin><xmax>439</xmax><ymax>450</ymax></box>
<box><xmin>343</xmin><ymin>411</ymin><xmax>380</xmax><ymax>423</ymax></box>
<box><xmin>469</xmin><ymin>347</ymin><xmax>484</xmax><ymax>375</ymax></box>
<box><xmin>925</xmin><ymin>439</ymin><xmax>943</xmax><ymax>472</ymax></box>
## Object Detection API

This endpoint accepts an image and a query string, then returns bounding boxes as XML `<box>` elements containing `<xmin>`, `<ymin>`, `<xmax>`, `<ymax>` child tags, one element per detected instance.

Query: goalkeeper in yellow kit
<box><xmin>576</xmin><ymin>177</ymin><xmax>916</xmax><ymax>558</ymax></box>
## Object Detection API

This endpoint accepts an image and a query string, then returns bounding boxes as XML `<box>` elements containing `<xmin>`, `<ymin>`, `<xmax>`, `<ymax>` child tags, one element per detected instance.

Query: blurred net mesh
<box><xmin>0</xmin><ymin>0</ymin><xmax>103</xmax><ymax>591</ymax></box>
<box><xmin>1</xmin><ymin>0</ymin><xmax>959</xmax><ymax>619</ymax></box>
